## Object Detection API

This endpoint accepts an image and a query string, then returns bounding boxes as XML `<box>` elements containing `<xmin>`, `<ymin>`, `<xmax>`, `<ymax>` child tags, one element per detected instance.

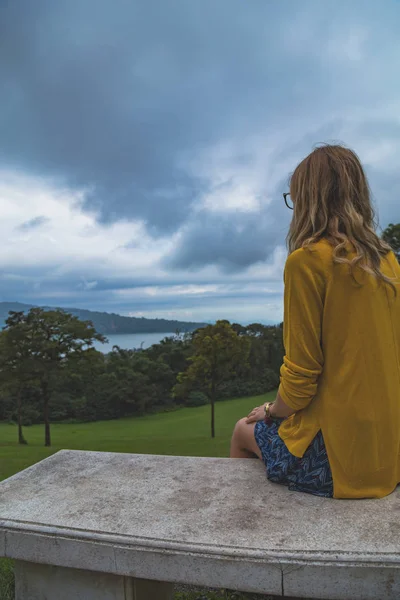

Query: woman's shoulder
<box><xmin>286</xmin><ymin>239</ymin><xmax>333</xmax><ymax>272</ymax></box>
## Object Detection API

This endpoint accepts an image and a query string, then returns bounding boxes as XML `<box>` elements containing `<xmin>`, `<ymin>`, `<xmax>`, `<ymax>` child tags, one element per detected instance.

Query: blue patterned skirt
<box><xmin>254</xmin><ymin>418</ymin><xmax>333</xmax><ymax>497</ymax></box>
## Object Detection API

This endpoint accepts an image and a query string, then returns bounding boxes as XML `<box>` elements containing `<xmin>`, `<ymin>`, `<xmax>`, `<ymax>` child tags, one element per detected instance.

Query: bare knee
<box><xmin>233</xmin><ymin>417</ymin><xmax>248</xmax><ymax>432</ymax></box>
<box><xmin>231</xmin><ymin>418</ymin><xmax>260</xmax><ymax>459</ymax></box>
<box><xmin>232</xmin><ymin>418</ymin><xmax>247</xmax><ymax>441</ymax></box>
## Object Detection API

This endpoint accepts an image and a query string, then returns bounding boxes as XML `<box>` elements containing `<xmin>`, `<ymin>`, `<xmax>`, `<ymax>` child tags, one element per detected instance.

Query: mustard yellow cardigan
<box><xmin>278</xmin><ymin>239</ymin><xmax>400</xmax><ymax>498</ymax></box>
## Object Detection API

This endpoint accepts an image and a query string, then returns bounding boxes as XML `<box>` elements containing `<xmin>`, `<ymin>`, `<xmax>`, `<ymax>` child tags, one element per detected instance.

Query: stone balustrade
<box><xmin>1</xmin><ymin>450</ymin><xmax>400</xmax><ymax>599</ymax></box>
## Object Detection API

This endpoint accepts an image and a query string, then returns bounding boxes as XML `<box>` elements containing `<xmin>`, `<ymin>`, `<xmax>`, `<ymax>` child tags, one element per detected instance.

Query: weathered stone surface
<box><xmin>0</xmin><ymin>523</ymin><xmax>5</xmax><ymax>557</ymax></box>
<box><xmin>1</xmin><ymin>450</ymin><xmax>400</xmax><ymax>598</ymax></box>
<box><xmin>283</xmin><ymin>564</ymin><xmax>400</xmax><ymax>600</ymax></box>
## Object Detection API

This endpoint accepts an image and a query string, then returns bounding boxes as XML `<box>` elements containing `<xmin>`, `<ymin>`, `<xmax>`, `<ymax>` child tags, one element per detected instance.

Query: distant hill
<box><xmin>0</xmin><ymin>302</ymin><xmax>207</xmax><ymax>335</ymax></box>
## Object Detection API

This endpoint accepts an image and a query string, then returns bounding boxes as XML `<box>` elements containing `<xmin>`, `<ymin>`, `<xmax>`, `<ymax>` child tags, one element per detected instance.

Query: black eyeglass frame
<box><xmin>283</xmin><ymin>193</ymin><xmax>293</xmax><ymax>210</ymax></box>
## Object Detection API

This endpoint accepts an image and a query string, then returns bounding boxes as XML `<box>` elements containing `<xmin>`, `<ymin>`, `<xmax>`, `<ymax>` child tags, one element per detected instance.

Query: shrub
<box><xmin>186</xmin><ymin>391</ymin><xmax>209</xmax><ymax>407</ymax></box>
<box><xmin>20</xmin><ymin>407</ymin><xmax>41</xmax><ymax>426</ymax></box>
<box><xmin>217</xmin><ymin>370</ymin><xmax>280</xmax><ymax>400</ymax></box>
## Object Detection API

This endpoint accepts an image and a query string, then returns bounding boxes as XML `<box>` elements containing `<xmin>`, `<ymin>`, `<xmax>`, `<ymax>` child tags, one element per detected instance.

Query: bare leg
<box><xmin>230</xmin><ymin>418</ymin><xmax>262</xmax><ymax>459</ymax></box>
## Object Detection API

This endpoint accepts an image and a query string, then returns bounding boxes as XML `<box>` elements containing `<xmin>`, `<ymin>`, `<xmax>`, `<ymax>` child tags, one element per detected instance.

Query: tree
<box><xmin>0</xmin><ymin>316</ymin><xmax>45</xmax><ymax>444</ymax></box>
<box><xmin>2</xmin><ymin>308</ymin><xmax>106</xmax><ymax>446</ymax></box>
<box><xmin>51</xmin><ymin>347</ymin><xmax>107</xmax><ymax>422</ymax></box>
<box><xmin>0</xmin><ymin>328</ymin><xmax>31</xmax><ymax>444</ymax></box>
<box><xmin>174</xmin><ymin>321</ymin><xmax>250</xmax><ymax>438</ymax></box>
<box><xmin>382</xmin><ymin>223</ymin><xmax>400</xmax><ymax>261</ymax></box>
<box><xmin>0</xmin><ymin>313</ymin><xmax>286</xmax><ymax>430</ymax></box>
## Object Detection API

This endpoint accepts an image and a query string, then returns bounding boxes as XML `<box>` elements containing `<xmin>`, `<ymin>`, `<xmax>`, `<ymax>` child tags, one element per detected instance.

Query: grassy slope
<box><xmin>0</xmin><ymin>394</ymin><xmax>276</xmax><ymax>600</ymax></box>
<box><xmin>0</xmin><ymin>393</ymin><xmax>274</xmax><ymax>482</ymax></box>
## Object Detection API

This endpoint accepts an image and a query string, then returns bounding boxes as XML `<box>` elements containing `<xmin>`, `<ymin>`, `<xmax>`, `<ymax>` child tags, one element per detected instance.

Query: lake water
<box><xmin>91</xmin><ymin>332</ymin><xmax>175</xmax><ymax>353</ymax></box>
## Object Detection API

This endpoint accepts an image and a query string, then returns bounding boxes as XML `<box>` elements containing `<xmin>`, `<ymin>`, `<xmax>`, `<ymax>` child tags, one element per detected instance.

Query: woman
<box><xmin>230</xmin><ymin>144</ymin><xmax>400</xmax><ymax>499</ymax></box>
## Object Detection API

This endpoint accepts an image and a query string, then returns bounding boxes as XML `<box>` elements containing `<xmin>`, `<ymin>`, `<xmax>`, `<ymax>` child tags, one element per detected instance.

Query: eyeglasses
<box><xmin>283</xmin><ymin>193</ymin><xmax>294</xmax><ymax>210</ymax></box>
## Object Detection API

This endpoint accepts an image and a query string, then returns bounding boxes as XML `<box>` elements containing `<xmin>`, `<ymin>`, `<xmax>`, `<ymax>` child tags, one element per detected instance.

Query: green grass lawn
<box><xmin>0</xmin><ymin>393</ymin><xmax>275</xmax><ymax>600</ymax></box>
<box><xmin>0</xmin><ymin>393</ymin><xmax>274</xmax><ymax>482</ymax></box>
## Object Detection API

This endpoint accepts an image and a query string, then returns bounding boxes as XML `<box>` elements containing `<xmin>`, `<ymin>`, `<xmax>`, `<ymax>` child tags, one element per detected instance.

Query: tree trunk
<box><xmin>44</xmin><ymin>407</ymin><xmax>51</xmax><ymax>446</ymax></box>
<box><xmin>42</xmin><ymin>381</ymin><xmax>51</xmax><ymax>447</ymax></box>
<box><xmin>211</xmin><ymin>382</ymin><xmax>215</xmax><ymax>439</ymax></box>
<box><xmin>17</xmin><ymin>388</ymin><xmax>27</xmax><ymax>445</ymax></box>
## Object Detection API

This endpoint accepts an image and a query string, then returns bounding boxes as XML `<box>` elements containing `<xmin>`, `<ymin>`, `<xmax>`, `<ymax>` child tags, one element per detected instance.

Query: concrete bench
<box><xmin>0</xmin><ymin>450</ymin><xmax>399</xmax><ymax>600</ymax></box>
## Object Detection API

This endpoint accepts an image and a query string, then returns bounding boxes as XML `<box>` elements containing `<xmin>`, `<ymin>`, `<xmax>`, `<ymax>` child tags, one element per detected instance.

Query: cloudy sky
<box><xmin>1</xmin><ymin>0</ymin><xmax>400</xmax><ymax>325</ymax></box>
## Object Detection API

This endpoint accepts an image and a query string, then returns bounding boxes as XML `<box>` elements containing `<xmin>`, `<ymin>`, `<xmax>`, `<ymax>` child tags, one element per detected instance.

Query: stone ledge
<box><xmin>1</xmin><ymin>450</ymin><xmax>400</xmax><ymax>598</ymax></box>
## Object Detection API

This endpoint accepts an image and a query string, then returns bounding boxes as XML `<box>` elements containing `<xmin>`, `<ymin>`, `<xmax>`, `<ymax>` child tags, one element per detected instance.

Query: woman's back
<box><xmin>279</xmin><ymin>240</ymin><xmax>400</xmax><ymax>498</ymax></box>
<box><xmin>232</xmin><ymin>144</ymin><xmax>400</xmax><ymax>500</ymax></box>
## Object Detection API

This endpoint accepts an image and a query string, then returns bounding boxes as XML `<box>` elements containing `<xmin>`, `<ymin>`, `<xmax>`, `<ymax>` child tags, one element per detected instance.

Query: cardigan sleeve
<box><xmin>278</xmin><ymin>247</ymin><xmax>326</xmax><ymax>411</ymax></box>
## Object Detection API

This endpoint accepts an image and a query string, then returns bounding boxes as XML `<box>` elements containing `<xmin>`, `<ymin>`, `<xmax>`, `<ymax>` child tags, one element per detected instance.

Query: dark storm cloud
<box><xmin>165</xmin><ymin>204</ymin><xmax>289</xmax><ymax>272</ymax></box>
<box><xmin>0</xmin><ymin>262</ymin><xmax>283</xmax><ymax>319</ymax></box>
<box><xmin>1</xmin><ymin>0</ymin><xmax>400</xmax><ymax>285</ymax></box>
<box><xmin>0</xmin><ymin>1</ymin><xmax>380</xmax><ymax>226</ymax></box>
<box><xmin>0</xmin><ymin>262</ymin><xmax>282</xmax><ymax>302</ymax></box>
<box><xmin>0</xmin><ymin>0</ymin><xmax>292</xmax><ymax>232</ymax></box>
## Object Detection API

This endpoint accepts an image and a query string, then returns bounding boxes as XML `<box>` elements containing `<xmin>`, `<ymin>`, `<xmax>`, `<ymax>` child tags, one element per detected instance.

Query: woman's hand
<box><xmin>245</xmin><ymin>393</ymin><xmax>294</xmax><ymax>424</ymax></box>
<box><xmin>245</xmin><ymin>404</ymin><xmax>266</xmax><ymax>424</ymax></box>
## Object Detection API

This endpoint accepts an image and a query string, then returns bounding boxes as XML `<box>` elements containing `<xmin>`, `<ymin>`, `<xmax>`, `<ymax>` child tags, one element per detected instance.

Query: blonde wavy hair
<box><xmin>287</xmin><ymin>144</ymin><xmax>397</xmax><ymax>295</ymax></box>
